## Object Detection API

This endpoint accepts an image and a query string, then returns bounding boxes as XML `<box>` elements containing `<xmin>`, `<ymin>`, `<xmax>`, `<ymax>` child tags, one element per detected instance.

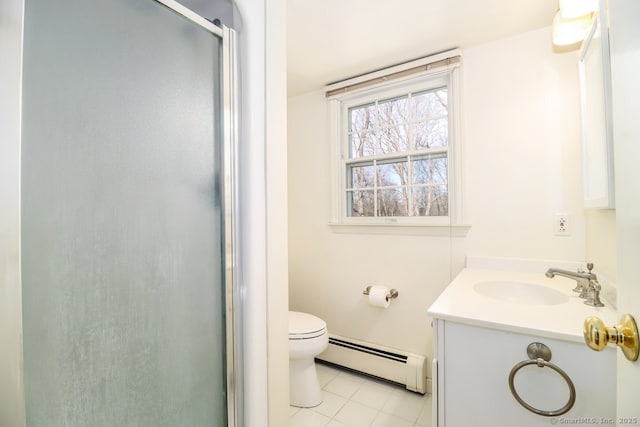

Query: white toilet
<box><xmin>288</xmin><ymin>310</ymin><xmax>329</xmax><ymax>408</ymax></box>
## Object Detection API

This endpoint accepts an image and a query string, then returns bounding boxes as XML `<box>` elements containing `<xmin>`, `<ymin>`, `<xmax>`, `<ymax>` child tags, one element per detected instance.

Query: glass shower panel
<box><xmin>21</xmin><ymin>1</ymin><xmax>226</xmax><ymax>425</ymax></box>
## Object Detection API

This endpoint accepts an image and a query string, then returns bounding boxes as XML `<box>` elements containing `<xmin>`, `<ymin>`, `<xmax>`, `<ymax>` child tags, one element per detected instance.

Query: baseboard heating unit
<box><xmin>316</xmin><ymin>334</ymin><xmax>427</xmax><ymax>394</ymax></box>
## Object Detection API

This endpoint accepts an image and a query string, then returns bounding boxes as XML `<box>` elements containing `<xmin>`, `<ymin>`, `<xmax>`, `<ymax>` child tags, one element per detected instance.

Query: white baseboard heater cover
<box><xmin>317</xmin><ymin>334</ymin><xmax>427</xmax><ymax>394</ymax></box>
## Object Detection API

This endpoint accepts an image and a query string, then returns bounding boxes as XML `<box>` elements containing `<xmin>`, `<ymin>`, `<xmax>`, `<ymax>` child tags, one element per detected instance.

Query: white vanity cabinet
<box><xmin>432</xmin><ymin>319</ymin><xmax>616</xmax><ymax>427</ymax></box>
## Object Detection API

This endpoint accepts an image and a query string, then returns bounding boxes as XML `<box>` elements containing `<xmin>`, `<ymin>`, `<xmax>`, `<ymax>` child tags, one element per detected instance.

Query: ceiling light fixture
<box><xmin>552</xmin><ymin>10</ymin><xmax>594</xmax><ymax>46</ymax></box>
<box><xmin>559</xmin><ymin>0</ymin><xmax>598</xmax><ymax>19</ymax></box>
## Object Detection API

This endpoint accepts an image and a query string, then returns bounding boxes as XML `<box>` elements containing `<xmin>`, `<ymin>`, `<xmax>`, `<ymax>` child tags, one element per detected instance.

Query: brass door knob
<box><xmin>583</xmin><ymin>314</ymin><xmax>639</xmax><ymax>361</ymax></box>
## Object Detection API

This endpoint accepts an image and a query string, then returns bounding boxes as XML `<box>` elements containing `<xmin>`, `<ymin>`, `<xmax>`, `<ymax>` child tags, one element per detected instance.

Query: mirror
<box><xmin>583</xmin><ymin>0</ymin><xmax>617</xmax><ymax>305</ymax></box>
<box><xmin>579</xmin><ymin>3</ymin><xmax>615</xmax><ymax>209</ymax></box>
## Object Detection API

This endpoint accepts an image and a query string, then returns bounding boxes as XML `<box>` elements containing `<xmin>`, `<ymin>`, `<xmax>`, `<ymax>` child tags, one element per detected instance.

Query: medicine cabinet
<box><xmin>579</xmin><ymin>4</ymin><xmax>615</xmax><ymax>209</ymax></box>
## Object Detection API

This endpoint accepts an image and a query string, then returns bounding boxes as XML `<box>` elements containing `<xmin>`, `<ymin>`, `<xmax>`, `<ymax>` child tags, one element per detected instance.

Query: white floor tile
<box><xmin>334</xmin><ymin>400</ymin><xmax>378</xmax><ymax>427</ymax></box>
<box><xmin>290</xmin><ymin>408</ymin><xmax>330</xmax><ymax>427</ymax></box>
<box><xmin>312</xmin><ymin>390</ymin><xmax>347</xmax><ymax>418</ymax></box>
<box><xmin>350</xmin><ymin>382</ymin><xmax>392</xmax><ymax>409</ymax></box>
<box><xmin>370</xmin><ymin>412</ymin><xmax>414</xmax><ymax>427</ymax></box>
<box><xmin>381</xmin><ymin>390</ymin><xmax>427</xmax><ymax>423</ymax></box>
<box><xmin>323</xmin><ymin>372</ymin><xmax>364</xmax><ymax>399</ymax></box>
<box><xmin>326</xmin><ymin>420</ymin><xmax>350</xmax><ymax>427</ymax></box>
<box><xmin>415</xmin><ymin>394</ymin><xmax>433</xmax><ymax>427</ymax></box>
<box><xmin>316</xmin><ymin>363</ymin><xmax>340</xmax><ymax>387</ymax></box>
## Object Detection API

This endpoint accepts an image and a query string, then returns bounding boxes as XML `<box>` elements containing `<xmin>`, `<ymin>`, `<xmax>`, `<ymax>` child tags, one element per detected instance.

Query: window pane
<box><xmin>350</xmin><ymin>131</ymin><xmax>376</xmax><ymax>158</ymax></box>
<box><xmin>348</xmin><ymin>190</ymin><xmax>375</xmax><ymax>217</ymax></box>
<box><xmin>377</xmin><ymin>124</ymin><xmax>409</xmax><ymax>154</ymax></box>
<box><xmin>377</xmin><ymin>159</ymin><xmax>408</xmax><ymax>187</ymax></box>
<box><xmin>412</xmin><ymin>185</ymin><xmax>448</xmax><ymax>216</ymax></box>
<box><xmin>377</xmin><ymin>188</ymin><xmax>408</xmax><ymax>216</ymax></box>
<box><xmin>378</xmin><ymin>96</ymin><xmax>409</xmax><ymax>127</ymax></box>
<box><xmin>413</xmin><ymin>118</ymin><xmax>448</xmax><ymax>149</ymax></box>
<box><xmin>349</xmin><ymin>103</ymin><xmax>377</xmax><ymax>133</ymax></box>
<box><xmin>412</xmin><ymin>88</ymin><xmax>448</xmax><ymax>118</ymax></box>
<box><xmin>377</xmin><ymin>96</ymin><xmax>409</xmax><ymax>154</ymax></box>
<box><xmin>412</xmin><ymin>154</ymin><xmax>448</xmax><ymax>185</ymax></box>
<box><xmin>347</xmin><ymin>163</ymin><xmax>374</xmax><ymax>189</ymax></box>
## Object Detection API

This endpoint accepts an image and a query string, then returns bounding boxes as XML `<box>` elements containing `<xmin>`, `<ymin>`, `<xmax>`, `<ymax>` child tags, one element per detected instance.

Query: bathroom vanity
<box><xmin>428</xmin><ymin>265</ymin><xmax>617</xmax><ymax>427</ymax></box>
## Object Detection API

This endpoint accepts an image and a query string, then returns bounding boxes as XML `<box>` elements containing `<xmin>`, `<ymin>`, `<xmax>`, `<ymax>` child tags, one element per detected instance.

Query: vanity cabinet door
<box><xmin>434</xmin><ymin>320</ymin><xmax>615</xmax><ymax>427</ymax></box>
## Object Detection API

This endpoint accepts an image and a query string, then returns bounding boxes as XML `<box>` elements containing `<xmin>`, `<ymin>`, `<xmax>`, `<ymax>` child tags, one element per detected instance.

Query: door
<box><xmin>609</xmin><ymin>0</ymin><xmax>640</xmax><ymax>421</ymax></box>
<box><xmin>20</xmin><ymin>0</ymin><xmax>228</xmax><ymax>425</ymax></box>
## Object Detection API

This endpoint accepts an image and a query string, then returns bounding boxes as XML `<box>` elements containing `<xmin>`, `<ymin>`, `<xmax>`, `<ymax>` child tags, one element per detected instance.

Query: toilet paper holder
<box><xmin>363</xmin><ymin>286</ymin><xmax>399</xmax><ymax>301</ymax></box>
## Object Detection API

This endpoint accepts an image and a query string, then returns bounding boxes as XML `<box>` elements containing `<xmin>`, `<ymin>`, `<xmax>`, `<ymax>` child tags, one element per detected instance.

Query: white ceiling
<box><xmin>287</xmin><ymin>0</ymin><xmax>559</xmax><ymax>96</ymax></box>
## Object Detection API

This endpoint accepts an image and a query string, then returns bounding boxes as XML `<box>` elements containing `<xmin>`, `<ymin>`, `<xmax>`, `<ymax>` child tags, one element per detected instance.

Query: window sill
<box><xmin>327</xmin><ymin>222</ymin><xmax>471</xmax><ymax>237</ymax></box>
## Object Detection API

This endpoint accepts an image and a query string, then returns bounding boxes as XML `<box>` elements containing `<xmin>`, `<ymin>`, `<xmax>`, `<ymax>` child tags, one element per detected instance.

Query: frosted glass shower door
<box><xmin>21</xmin><ymin>1</ymin><xmax>227</xmax><ymax>426</ymax></box>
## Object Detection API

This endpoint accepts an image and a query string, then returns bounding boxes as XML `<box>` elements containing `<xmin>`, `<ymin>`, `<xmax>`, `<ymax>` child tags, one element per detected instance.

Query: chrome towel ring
<box><xmin>508</xmin><ymin>342</ymin><xmax>576</xmax><ymax>417</ymax></box>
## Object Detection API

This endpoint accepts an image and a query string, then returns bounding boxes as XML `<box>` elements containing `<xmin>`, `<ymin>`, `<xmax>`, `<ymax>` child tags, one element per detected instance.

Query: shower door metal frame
<box><xmin>151</xmin><ymin>1</ymin><xmax>242</xmax><ymax>425</ymax></box>
<box><xmin>222</xmin><ymin>24</ymin><xmax>242</xmax><ymax>427</ymax></box>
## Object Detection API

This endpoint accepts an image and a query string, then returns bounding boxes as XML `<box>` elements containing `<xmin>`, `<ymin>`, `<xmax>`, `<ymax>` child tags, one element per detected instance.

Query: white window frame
<box><xmin>328</xmin><ymin>64</ymin><xmax>466</xmax><ymax>234</ymax></box>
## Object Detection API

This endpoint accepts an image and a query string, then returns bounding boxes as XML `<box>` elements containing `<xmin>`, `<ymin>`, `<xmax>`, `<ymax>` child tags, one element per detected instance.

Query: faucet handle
<box><xmin>584</xmin><ymin>280</ymin><xmax>604</xmax><ymax>307</ymax></box>
<box><xmin>578</xmin><ymin>262</ymin><xmax>595</xmax><ymax>275</ymax></box>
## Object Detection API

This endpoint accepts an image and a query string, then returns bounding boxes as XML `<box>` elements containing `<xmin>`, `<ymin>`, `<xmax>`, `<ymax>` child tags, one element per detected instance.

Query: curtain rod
<box><xmin>325</xmin><ymin>48</ymin><xmax>461</xmax><ymax>98</ymax></box>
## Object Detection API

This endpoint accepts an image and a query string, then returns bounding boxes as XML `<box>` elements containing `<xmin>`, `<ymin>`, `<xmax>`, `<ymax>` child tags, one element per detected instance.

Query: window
<box><xmin>328</xmin><ymin>57</ymin><xmax>462</xmax><ymax>229</ymax></box>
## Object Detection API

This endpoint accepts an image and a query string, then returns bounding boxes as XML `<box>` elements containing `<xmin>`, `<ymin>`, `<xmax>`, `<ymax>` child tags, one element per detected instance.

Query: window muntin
<box><xmin>344</xmin><ymin>85</ymin><xmax>450</xmax><ymax>219</ymax></box>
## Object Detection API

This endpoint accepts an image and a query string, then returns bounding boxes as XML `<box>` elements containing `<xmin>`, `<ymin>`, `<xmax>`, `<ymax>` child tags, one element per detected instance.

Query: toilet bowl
<box><xmin>288</xmin><ymin>311</ymin><xmax>329</xmax><ymax>408</ymax></box>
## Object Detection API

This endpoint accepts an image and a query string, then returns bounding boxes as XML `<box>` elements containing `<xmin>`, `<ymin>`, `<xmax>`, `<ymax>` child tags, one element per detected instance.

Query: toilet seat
<box><xmin>289</xmin><ymin>311</ymin><xmax>327</xmax><ymax>340</ymax></box>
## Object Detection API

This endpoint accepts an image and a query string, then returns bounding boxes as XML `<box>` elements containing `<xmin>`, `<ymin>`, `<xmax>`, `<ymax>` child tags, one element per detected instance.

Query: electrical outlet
<box><xmin>554</xmin><ymin>213</ymin><xmax>570</xmax><ymax>236</ymax></box>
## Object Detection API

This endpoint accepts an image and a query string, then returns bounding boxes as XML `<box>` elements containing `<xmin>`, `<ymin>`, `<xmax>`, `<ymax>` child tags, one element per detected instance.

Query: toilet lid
<box><xmin>289</xmin><ymin>311</ymin><xmax>327</xmax><ymax>339</ymax></box>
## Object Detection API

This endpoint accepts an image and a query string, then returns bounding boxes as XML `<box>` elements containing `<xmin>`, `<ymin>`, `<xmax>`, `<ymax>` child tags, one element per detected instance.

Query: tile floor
<box><xmin>289</xmin><ymin>362</ymin><xmax>432</xmax><ymax>427</ymax></box>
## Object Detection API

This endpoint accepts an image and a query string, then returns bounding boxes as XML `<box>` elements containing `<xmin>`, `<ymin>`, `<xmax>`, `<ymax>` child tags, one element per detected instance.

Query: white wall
<box><xmin>265</xmin><ymin>0</ymin><xmax>289</xmax><ymax>426</ymax></box>
<box><xmin>234</xmin><ymin>0</ymin><xmax>289</xmax><ymax>425</ymax></box>
<box><xmin>585</xmin><ymin>210</ymin><xmax>616</xmax><ymax>291</ymax></box>
<box><xmin>463</xmin><ymin>27</ymin><xmax>585</xmax><ymax>261</ymax></box>
<box><xmin>0</xmin><ymin>0</ymin><xmax>26</xmax><ymax>424</ymax></box>
<box><xmin>288</xmin><ymin>26</ymin><xmax>585</xmax><ymax>382</ymax></box>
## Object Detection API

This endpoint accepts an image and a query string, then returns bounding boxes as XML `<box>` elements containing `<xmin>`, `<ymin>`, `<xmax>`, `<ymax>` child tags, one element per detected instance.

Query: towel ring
<box><xmin>508</xmin><ymin>343</ymin><xmax>576</xmax><ymax>417</ymax></box>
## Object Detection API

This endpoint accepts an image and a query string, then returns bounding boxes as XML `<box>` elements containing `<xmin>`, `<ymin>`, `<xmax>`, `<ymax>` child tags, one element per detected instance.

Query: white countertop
<box><xmin>427</xmin><ymin>267</ymin><xmax>618</xmax><ymax>343</ymax></box>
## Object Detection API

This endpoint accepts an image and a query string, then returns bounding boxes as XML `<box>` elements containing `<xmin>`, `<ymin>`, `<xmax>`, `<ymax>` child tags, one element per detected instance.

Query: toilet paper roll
<box><xmin>368</xmin><ymin>285</ymin><xmax>390</xmax><ymax>308</ymax></box>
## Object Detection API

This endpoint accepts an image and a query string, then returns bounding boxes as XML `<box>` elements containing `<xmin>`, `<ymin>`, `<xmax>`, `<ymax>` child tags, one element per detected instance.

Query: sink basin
<box><xmin>473</xmin><ymin>281</ymin><xmax>569</xmax><ymax>305</ymax></box>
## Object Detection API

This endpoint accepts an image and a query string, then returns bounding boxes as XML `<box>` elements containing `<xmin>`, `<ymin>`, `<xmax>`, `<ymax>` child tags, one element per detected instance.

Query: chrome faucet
<box><xmin>545</xmin><ymin>262</ymin><xmax>597</xmax><ymax>299</ymax></box>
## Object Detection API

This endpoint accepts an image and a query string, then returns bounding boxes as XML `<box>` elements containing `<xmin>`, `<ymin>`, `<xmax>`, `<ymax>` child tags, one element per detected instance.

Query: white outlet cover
<box><xmin>554</xmin><ymin>213</ymin><xmax>570</xmax><ymax>236</ymax></box>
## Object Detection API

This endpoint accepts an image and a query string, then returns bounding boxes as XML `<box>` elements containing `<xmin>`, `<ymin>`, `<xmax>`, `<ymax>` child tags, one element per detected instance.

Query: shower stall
<box><xmin>1</xmin><ymin>0</ymin><xmax>242</xmax><ymax>425</ymax></box>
